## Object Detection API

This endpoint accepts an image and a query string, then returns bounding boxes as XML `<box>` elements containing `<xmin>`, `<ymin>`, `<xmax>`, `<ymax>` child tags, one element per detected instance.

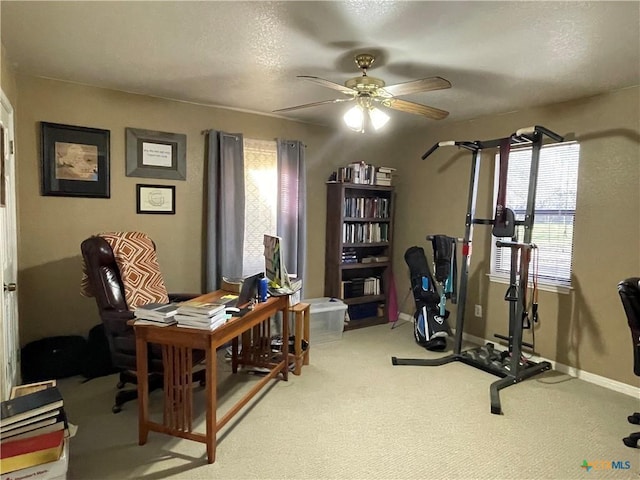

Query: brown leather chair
<box><xmin>618</xmin><ymin>277</ymin><xmax>640</xmax><ymax>448</ymax></box>
<box><xmin>81</xmin><ymin>234</ymin><xmax>204</xmax><ymax>413</ymax></box>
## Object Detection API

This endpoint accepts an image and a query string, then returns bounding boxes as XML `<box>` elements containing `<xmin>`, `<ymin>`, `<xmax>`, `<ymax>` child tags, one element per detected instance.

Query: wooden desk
<box><xmin>132</xmin><ymin>291</ymin><xmax>289</xmax><ymax>463</ymax></box>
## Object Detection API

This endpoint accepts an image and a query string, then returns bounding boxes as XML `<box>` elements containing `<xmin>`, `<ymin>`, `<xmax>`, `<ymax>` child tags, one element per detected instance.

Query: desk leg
<box><xmin>136</xmin><ymin>334</ymin><xmax>149</xmax><ymax>445</ymax></box>
<box><xmin>303</xmin><ymin>305</ymin><xmax>310</xmax><ymax>367</ymax></box>
<box><xmin>231</xmin><ymin>336</ymin><xmax>239</xmax><ymax>374</ymax></box>
<box><xmin>205</xmin><ymin>344</ymin><xmax>217</xmax><ymax>463</ymax></box>
<box><xmin>282</xmin><ymin>300</ymin><xmax>289</xmax><ymax>382</ymax></box>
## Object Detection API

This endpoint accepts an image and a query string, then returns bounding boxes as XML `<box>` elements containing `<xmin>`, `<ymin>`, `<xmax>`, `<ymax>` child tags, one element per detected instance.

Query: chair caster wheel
<box><xmin>112</xmin><ymin>404</ymin><xmax>122</xmax><ymax>414</ymax></box>
<box><xmin>628</xmin><ymin>413</ymin><xmax>640</xmax><ymax>425</ymax></box>
<box><xmin>622</xmin><ymin>436</ymin><xmax>639</xmax><ymax>448</ymax></box>
<box><xmin>117</xmin><ymin>381</ymin><xmax>125</xmax><ymax>389</ymax></box>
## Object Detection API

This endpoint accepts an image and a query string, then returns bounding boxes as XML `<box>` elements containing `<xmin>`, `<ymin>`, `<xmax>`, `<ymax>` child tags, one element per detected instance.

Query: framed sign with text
<box><xmin>125</xmin><ymin>127</ymin><xmax>186</xmax><ymax>180</ymax></box>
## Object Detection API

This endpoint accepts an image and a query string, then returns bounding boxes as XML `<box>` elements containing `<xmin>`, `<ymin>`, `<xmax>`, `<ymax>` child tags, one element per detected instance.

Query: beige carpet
<box><xmin>57</xmin><ymin>320</ymin><xmax>639</xmax><ymax>479</ymax></box>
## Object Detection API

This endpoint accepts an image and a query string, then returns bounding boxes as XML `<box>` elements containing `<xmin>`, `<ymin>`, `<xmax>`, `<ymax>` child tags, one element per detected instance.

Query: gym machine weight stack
<box><xmin>391</xmin><ymin>125</ymin><xmax>564</xmax><ymax>415</ymax></box>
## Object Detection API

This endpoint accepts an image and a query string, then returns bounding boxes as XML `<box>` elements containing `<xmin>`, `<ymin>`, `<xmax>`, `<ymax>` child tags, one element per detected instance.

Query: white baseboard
<box><xmin>397</xmin><ymin>313</ymin><xmax>639</xmax><ymax>398</ymax></box>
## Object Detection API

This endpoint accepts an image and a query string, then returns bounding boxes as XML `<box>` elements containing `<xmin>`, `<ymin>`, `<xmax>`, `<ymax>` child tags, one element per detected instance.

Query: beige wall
<box><xmin>387</xmin><ymin>87</ymin><xmax>640</xmax><ymax>386</ymax></box>
<box><xmin>1</xmin><ymin>43</ymin><xmax>18</xmax><ymax>106</ymax></box>
<box><xmin>14</xmin><ymin>75</ymin><xmax>397</xmax><ymax>345</ymax></box>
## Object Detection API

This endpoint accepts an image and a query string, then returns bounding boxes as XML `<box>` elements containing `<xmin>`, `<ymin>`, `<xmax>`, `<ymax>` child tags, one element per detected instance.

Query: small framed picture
<box><xmin>41</xmin><ymin>122</ymin><xmax>110</xmax><ymax>198</ymax></box>
<box><xmin>126</xmin><ymin>128</ymin><xmax>186</xmax><ymax>180</ymax></box>
<box><xmin>136</xmin><ymin>184</ymin><xmax>175</xmax><ymax>215</ymax></box>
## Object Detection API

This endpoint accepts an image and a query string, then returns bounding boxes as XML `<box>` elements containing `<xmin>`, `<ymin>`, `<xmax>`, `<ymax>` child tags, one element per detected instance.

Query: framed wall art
<box><xmin>41</xmin><ymin>122</ymin><xmax>110</xmax><ymax>198</ymax></box>
<box><xmin>136</xmin><ymin>184</ymin><xmax>176</xmax><ymax>214</ymax></box>
<box><xmin>126</xmin><ymin>128</ymin><xmax>186</xmax><ymax>180</ymax></box>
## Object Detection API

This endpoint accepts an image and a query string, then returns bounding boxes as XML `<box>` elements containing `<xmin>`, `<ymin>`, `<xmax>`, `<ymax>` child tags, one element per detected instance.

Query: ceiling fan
<box><xmin>274</xmin><ymin>53</ymin><xmax>452</xmax><ymax>128</ymax></box>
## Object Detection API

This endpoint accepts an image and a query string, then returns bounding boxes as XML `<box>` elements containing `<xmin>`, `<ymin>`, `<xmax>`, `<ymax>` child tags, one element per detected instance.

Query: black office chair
<box><xmin>81</xmin><ymin>232</ymin><xmax>205</xmax><ymax>413</ymax></box>
<box><xmin>618</xmin><ymin>277</ymin><xmax>640</xmax><ymax>448</ymax></box>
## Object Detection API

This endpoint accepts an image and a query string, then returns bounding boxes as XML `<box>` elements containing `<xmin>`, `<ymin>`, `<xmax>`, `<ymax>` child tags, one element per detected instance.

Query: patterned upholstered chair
<box><xmin>81</xmin><ymin>232</ymin><xmax>204</xmax><ymax>413</ymax></box>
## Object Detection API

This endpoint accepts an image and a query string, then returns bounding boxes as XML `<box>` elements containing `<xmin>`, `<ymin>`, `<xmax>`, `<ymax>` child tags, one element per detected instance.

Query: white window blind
<box><xmin>491</xmin><ymin>142</ymin><xmax>580</xmax><ymax>288</ymax></box>
<box><xmin>242</xmin><ymin>139</ymin><xmax>277</xmax><ymax>277</ymax></box>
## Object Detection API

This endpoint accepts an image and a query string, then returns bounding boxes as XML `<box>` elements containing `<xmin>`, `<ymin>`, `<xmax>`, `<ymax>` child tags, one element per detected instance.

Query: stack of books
<box><xmin>175</xmin><ymin>299</ymin><xmax>227</xmax><ymax>330</ymax></box>
<box><xmin>341</xmin><ymin>249</ymin><xmax>358</xmax><ymax>264</ymax></box>
<box><xmin>133</xmin><ymin>302</ymin><xmax>179</xmax><ymax>326</ymax></box>
<box><xmin>375</xmin><ymin>166</ymin><xmax>395</xmax><ymax>186</ymax></box>
<box><xmin>1</xmin><ymin>381</ymin><xmax>70</xmax><ymax>477</ymax></box>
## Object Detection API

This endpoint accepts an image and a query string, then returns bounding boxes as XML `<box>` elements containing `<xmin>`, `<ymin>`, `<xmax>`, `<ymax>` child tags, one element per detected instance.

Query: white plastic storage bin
<box><xmin>304</xmin><ymin>297</ymin><xmax>347</xmax><ymax>344</ymax></box>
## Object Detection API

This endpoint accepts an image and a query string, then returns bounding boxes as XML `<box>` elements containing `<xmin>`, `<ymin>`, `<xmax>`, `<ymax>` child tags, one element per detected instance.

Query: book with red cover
<box><xmin>0</xmin><ymin>429</ymin><xmax>64</xmax><ymax>474</ymax></box>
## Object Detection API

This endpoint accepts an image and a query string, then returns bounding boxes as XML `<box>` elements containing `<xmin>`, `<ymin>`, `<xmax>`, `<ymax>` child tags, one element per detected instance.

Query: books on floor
<box><xmin>134</xmin><ymin>302</ymin><xmax>179</xmax><ymax>325</ymax></box>
<box><xmin>10</xmin><ymin>380</ymin><xmax>56</xmax><ymax>400</ymax></box>
<box><xmin>0</xmin><ymin>383</ymin><xmax>71</xmax><ymax>476</ymax></box>
<box><xmin>1</xmin><ymin>386</ymin><xmax>63</xmax><ymax>429</ymax></box>
<box><xmin>1</xmin><ymin>409</ymin><xmax>68</xmax><ymax>442</ymax></box>
<box><xmin>0</xmin><ymin>429</ymin><xmax>65</xmax><ymax>474</ymax></box>
<box><xmin>1</xmin><ymin>436</ymin><xmax>69</xmax><ymax>480</ymax></box>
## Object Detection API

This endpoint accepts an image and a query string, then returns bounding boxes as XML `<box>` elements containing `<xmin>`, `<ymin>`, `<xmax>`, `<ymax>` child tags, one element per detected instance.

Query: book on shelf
<box><xmin>176</xmin><ymin>299</ymin><xmax>225</xmax><ymax>317</ymax></box>
<box><xmin>10</xmin><ymin>380</ymin><xmax>56</xmax><ymax>400</ymax></box>
<box><xmin>1</xmin><ymin>386</ymin><xmax>63</xmax><ymax>429</ymax></box>
<box><xmin>134</xmin><ymin>302</ymin><xmax>179</xmax><ymax>322</ymax></box>
<box><xmin>362</xmin><ymin>255</ymin><xmax>389</xmax><ymax>263</ymax></box>
<box><xmin>0</xmin><ymin>428</ymin><xmax>65</xmax><ymax>474</ymax></box>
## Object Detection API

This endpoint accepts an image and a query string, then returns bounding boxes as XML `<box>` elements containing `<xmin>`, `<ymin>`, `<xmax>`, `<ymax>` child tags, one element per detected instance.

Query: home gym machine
<box><xmin>392</xmin><ymin>125</ymin><xmax>564</xmax><ymax>415</ymax></box>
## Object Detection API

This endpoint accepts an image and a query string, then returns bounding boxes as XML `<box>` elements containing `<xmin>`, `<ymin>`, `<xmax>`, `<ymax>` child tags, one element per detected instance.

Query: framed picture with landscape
<box><xmin>40</xmin><ymin>122</ymin><xmax>110</xmax><ymax>198</ymax></box>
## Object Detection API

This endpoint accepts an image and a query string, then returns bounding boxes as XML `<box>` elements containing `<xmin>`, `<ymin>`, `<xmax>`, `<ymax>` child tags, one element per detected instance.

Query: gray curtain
<box><xmin>276</xmin><ymin>139</ymin><xmax>307</xmax><ymax>291</ymax></box>
<box><xmin>205</xmin><ymin>130</ymin><xmax>245</xmax><ymax>291</ymax></box>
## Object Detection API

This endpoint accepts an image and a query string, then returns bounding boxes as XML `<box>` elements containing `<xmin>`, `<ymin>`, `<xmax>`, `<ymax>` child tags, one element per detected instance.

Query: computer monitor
<box><xmin>236</xmin><ymin>272</ymin><xmax>264</xmax><ymax>307</ymax></box>
<box><xmin>221</xmin><ymin>272</ymin><xmax>263</xmax><ymax>308</ymax></box>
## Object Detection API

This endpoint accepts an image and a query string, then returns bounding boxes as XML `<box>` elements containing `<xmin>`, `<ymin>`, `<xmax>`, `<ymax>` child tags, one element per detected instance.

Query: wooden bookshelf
<box><xmin>324</xmin><ymin>182</ymin><xmax>394</xmax><ymax>331</ymax></box>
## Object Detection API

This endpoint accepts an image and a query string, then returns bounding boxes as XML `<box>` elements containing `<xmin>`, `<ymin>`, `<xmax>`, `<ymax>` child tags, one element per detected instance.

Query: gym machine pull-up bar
<box><xmin>392</xmin><ymin>125</ymin><xmax>564</xmax><ymax>415</ymax></box>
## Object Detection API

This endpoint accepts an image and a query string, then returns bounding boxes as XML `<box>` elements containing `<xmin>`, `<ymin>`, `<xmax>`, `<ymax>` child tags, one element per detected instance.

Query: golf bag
<box><xmin>404</xmin><ymin>246</ymin><xmax>452</xmax><ymax>351</ymax></box>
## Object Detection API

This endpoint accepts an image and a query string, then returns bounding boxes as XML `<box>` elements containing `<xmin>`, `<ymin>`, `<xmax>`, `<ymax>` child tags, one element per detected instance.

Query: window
<box><xmin>490</xmin><ymin>142</ymin><xmax>580</xmax><ymax>290</ymax></box>
<box><xmin>242</xmin><ymin>138</ymin><xmax>277</xmax><ymax>277</ymax></box>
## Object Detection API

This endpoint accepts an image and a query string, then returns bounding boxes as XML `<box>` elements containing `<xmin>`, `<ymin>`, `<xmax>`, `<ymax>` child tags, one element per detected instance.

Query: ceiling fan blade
<box><xmin>298</xmin><ymin>76</ymin><xmax>357</xmax><ymax>96</ymax></box>
<box><xmin>273</xmin><ymin>97</ymin><xmax>354</xmax><ymax>113</ymax></box>
<box><xmin>381</xmin><ymin>76</ymin><xmax>451</xmax><ymax>97</ymax></box>
<box><xmin>382</xmin><ymin>98</ymin><xmax>449</xmax><ymax>120</ymax></box>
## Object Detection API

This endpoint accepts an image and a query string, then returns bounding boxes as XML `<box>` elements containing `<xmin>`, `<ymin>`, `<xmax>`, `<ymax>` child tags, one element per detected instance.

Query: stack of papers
<box><xmin>175</xmin><ymin>300</ymin><xmax>228</xmax><ymax>330</ymax></box>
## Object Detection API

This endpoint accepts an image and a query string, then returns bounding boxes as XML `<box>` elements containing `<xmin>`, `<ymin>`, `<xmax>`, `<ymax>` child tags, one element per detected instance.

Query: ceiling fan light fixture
<box><xmin>344</xmin><ymin>104</ymin><xmax>365</xmax><ymax>132</ymax></box>
<box><xmin>369</xmin><ymin>107</ymin><xmax>390</xmax><ymax>130</ymax></box>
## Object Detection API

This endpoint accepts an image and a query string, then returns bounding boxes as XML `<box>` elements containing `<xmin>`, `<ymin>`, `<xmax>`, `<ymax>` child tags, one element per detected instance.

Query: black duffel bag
<box><xmin>21</xmin><ymin>335</ymin><xmax>88</xmax><ymax>382</ymax></box>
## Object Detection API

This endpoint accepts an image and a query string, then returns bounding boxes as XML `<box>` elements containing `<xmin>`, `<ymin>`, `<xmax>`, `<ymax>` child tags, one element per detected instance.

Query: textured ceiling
<box><xmin>2</xmin><ymin>1</ymin><xmax>639</xmax><ymax>132</ymax></box>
